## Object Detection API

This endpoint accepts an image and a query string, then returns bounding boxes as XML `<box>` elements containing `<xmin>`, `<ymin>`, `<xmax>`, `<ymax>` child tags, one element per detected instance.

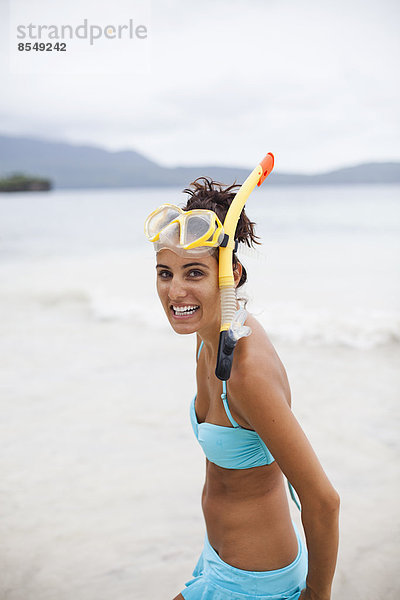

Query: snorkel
<box><xmin>215</xmin><ymin>153</ymin><xmax>274</xmax><ymax>381</ymax></box>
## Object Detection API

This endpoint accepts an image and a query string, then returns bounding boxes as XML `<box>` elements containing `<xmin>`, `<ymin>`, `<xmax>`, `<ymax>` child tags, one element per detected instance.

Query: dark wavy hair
<box><xmin>182</xmin><ymin>177</ymin><xmax>261</xmax><ymax>288</ymax></box>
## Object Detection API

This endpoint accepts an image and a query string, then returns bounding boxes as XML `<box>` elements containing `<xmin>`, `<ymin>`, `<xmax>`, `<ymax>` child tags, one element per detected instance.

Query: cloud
<box><xmin>0</xmin><ymin>0</ymin><xmax>399</xmax><ymax>172</ymax></box>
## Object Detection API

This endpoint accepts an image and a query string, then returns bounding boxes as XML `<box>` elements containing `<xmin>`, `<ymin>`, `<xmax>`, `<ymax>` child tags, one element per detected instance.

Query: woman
<box><xmin>145</xmin><ymin>178</ymin><xmax>340</xmax><ymax>600</ymax></box>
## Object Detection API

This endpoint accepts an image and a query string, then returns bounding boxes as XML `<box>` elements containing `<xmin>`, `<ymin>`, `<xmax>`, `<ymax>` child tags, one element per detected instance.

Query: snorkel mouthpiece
<box><xmin>215</xmin><ymin>153</ymin><xmax>274</xmax><ymax>381</ymax></box>
<box><xmin>228</xmin><ymin>308</ymin><xmax>252</xmax><ymax>342</ymax></box>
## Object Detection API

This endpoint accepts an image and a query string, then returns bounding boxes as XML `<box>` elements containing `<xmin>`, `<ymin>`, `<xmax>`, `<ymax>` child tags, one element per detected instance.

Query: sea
<box><xmin>0</xmin><ymin>184</ymin><xmax>399</xmax><ymax>599</ymax></box>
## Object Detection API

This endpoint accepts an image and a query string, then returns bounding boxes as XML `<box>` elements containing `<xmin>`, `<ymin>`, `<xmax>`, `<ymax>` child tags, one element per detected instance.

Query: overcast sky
<box><xmin>0</xmin><ymin>0</ymin><xmax>399</xmax><ymax>173</ymax></box>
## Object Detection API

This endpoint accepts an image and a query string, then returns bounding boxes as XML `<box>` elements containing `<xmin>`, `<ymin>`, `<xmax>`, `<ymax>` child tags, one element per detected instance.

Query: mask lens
<box><xmin>183</xmin><ymin>214</ymin><xmax>213</xmax><ymax>246</ymax></box>
<box><xmin>158</xmin><ymin>221</ymin><xmax>180</xmax><ymax>246</ymax></box>
<box><xmin>145</xmin><ymin>206</ymin><xmax>181</xmax><ymax>240</ymax></box>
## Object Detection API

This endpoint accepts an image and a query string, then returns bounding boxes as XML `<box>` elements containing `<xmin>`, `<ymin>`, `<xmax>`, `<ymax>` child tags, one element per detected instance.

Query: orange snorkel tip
<box><xmin>257</xmin><ymin>152</ymin><xmax>274</xmax><ymax>186</ymax></box>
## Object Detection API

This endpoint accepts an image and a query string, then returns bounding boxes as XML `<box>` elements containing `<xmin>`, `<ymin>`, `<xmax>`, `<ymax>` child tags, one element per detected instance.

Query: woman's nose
<box><xmin>168</xmin><ymin>276</ymin><xmax>188</xmax><ymax>301</ymax></box>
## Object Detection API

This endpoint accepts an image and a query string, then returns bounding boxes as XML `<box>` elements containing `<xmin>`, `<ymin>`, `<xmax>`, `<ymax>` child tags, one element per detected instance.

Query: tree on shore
<box><xmin>0</xmin><ymin>173</ymin><xmax>52</xmax><ymax>192</ymax></box>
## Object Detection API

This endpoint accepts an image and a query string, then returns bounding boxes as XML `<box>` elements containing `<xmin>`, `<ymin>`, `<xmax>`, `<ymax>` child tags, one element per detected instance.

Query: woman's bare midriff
<box><xmin>202</xmin><ymin>458</ymin><xmax>299</xmax><ymax>572</ymax></box>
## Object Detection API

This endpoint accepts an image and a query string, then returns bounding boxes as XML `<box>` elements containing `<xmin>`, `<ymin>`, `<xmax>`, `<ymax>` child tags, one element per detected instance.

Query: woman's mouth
<box><xmin>171</xmin><ymin>304</ymin><xmax>200</xmax><ymax>319</ymax></box>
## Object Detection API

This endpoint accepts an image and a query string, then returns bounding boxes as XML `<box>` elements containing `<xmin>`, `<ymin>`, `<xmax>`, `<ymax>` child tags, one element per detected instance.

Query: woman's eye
<box><xmin>188</xmin><ymin>269</ymin><xmax>204</xmax><ymax>278</ymax></box>
<box><xmin>158</xmin><ymin>270</ymin><xmax>172</xmax><ymax>279</ymax></box>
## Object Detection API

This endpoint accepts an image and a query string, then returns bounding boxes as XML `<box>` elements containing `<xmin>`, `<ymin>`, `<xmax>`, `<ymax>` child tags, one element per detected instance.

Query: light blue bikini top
<box><xmin>190</xmin><ymin>341</ymin><xmax>275</xmax><ymax>470</ymax></box>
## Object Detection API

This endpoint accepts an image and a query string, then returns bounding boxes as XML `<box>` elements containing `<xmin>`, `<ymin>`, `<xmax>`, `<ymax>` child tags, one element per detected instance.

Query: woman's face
<box><xmin>155</xmin><ymin>249</ymin><xmax>221</xmax><ymax>336</ymax></box>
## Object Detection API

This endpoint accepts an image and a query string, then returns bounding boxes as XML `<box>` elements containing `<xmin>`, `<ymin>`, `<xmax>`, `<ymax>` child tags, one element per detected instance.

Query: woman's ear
<box><xmin>233</xmin><ymin>260</ymin><xmax>243</xmax><ymax>288</ymax></box>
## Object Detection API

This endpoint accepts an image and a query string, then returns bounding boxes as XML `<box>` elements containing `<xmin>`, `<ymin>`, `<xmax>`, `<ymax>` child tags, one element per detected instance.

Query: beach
<box><xmin>0</xmin><ymin>185</ymin><xmax>399</xmax><ymax>599</ymax></box>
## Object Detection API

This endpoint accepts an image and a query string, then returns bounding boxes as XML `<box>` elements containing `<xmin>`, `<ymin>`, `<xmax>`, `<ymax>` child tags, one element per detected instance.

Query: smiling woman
<box><xmin>144</xmin><ymin>176</ymin><xmax>340</xmax><ymax>600</ymax></box>
<box><xmin>156</xmin><ymin>253</ymin><xmax>223</xmax><ymax>336</ymax></box>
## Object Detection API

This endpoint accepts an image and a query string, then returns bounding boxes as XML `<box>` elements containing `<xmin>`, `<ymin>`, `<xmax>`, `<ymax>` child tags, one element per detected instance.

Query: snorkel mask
<box><xmin>144</xmin><ymin>153</ymin><xmax>274</xmax><ymax>380</ymax></box>
<box><xmin>145</xmin><ymin>204</ymin><xmax>225</xmax><ymax>256</ymax></box>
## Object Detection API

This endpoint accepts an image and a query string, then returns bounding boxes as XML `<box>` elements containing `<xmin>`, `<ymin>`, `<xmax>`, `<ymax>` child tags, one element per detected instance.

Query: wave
<box><xmin>257</xmin><ymin>305</ymin><xmax>400</xmax><ymax>349</ymax></box>
<box><xmin>1</xmin><ymin>275</ymin><xmax>398</xmax><ymax>348</ymax></box>
<box><xmin>1</xmin><ymin>287</ymin><xmax>169</xmax><ymax>332</ymax></box>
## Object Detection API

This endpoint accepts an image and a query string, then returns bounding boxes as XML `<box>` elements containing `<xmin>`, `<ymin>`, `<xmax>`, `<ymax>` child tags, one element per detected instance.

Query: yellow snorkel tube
<box><xmin>216</xmin><ymin>153</ymin><xmax>275</xmax><ymax>380</ymax></box>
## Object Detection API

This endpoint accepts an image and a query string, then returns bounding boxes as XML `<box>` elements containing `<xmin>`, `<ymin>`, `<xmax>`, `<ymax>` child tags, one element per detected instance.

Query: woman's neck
<box><xmin>197</xmin><ymin>327</ymin><xmax>220</xmax><ymax>363</ymax></box>
<box><xmin>198</xmin><ymin>300</ymin><xmax>241</xmax><ymax>363</ymax></box>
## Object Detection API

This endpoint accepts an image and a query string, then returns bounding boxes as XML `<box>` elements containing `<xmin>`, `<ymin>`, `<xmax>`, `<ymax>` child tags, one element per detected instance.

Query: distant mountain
<box><xmin>0</xmin><ymin>134</ymin><xmax>399</xmax><ymax>189</ymax></box>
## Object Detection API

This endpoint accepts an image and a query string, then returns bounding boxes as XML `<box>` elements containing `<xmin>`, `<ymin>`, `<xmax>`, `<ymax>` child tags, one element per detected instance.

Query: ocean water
<box><xmin>0</xmin><ymin>184</ymin><xmax>399</xmax><ymax>599</ymax></box>
<box><xmin>1</xmin><ymin>184</ymin><xmax>399</xmax><ymax>347</ymax></box>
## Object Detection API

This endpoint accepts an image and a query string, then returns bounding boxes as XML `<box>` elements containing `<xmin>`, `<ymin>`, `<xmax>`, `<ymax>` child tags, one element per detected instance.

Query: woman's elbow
<box><xmin>317</xmin><ymin>486</ymin><xmax>340</xmax><ymax>517</ymax></box>
<box><xmin>303</xmin><ymin>486</ymin><xmax>340</xmax><ymax>516</ymax></box>
<box><xmin>325</xmin><ymin>488</ymin><xmax>340</xmax><ymax>513</ymax></box>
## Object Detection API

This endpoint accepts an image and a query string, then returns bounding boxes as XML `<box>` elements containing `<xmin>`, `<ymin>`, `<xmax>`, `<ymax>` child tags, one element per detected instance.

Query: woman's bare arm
<box><xmin>229</xmin><ymin>348</ymin><xmax>340</xmax><ymax>600</ymax></box>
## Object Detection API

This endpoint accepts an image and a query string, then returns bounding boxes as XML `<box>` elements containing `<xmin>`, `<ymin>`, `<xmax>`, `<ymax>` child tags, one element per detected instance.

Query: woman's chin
<box><xmin>167</xmin><ymin>307</ymin><xmax>201</xmax><ymax>332</ymax></box>
<box><xmin>169</xmin><ymin>317</ymin><xmax>199</xmax><ymax>335</ymax></box>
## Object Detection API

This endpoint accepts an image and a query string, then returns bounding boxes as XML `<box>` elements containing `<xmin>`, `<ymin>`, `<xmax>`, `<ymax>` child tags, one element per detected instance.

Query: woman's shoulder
<box><xmin>229</xmin><ymin>314</ymin><xmax>291</xmax><ymax>407</ymax></box>
<box><xmin>233</xmin><ymin>313</ymin><xmax>284</xmax><ymax>373</ymax></box>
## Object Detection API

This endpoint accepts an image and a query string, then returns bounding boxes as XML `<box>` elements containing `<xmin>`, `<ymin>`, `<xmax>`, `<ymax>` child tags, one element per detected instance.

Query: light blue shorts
<box><xmin>181</xmin><ymin>525</ymin><xmax>307</xmax><ymax>600</ymax></box>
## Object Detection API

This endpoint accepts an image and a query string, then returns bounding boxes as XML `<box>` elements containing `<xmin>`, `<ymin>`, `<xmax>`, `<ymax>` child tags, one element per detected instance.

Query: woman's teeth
<box><xmin>172</xmin><ymin>305</ymin><xmax>200</xmax><ymax>316</ymax></box>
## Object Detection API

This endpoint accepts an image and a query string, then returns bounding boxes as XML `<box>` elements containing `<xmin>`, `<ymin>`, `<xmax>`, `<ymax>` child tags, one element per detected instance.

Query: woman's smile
<box><xmin>170</xmin><ymin>304</ymin><xmax>201</xmax><ymax>318</ymax></box>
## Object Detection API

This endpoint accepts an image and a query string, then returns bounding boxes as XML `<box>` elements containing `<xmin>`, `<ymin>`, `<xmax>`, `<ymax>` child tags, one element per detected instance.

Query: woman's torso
<box><xmin>195</xmin><ymin>317</ymin><xmax>299</xmax><ymax>571</ymax></box>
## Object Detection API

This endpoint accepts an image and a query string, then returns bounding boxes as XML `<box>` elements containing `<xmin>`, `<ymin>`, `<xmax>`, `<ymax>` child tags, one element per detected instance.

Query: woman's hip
<box><xmin>181</xmin><ymin>523</ymin><xmax>307</xmax><ymax>599</ymax></box>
